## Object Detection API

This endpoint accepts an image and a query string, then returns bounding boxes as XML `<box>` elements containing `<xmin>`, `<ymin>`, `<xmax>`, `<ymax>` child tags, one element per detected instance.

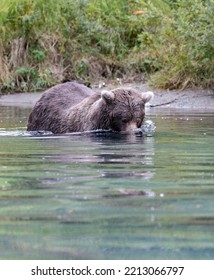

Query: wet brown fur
<box><xmin>27</xmin><ymin>82</ymin><xmax>152</xmax><ymax>133</ymax></box>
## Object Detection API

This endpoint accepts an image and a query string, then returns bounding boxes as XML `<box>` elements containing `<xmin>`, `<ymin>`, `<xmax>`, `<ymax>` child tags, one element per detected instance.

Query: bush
<box><xmin>0</xmin><ymin>0</ymin><xmax>213</xmax><ymax>92</ymax></box>
<box><xmin>130</xmin><ymin>0</ymin><xmax>214</xmax><ymax>89</ymax></box>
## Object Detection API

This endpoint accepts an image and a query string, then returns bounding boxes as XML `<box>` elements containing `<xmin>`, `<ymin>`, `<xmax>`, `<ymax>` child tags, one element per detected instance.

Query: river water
<box><xmin>0</xmin><ymin>104</ymin><xmax>213</xmax><ymax>260</ymax></box>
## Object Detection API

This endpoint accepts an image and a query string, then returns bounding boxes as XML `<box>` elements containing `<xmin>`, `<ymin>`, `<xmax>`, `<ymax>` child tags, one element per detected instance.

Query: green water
<box><xmin>0</xmin><ymin>105</ymin><xmax>213</xmax><ymax>260</ymax></box>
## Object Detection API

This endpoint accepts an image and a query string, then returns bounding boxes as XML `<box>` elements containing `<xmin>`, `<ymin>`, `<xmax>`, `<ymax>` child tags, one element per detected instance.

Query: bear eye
<box><xmin>122</xmin><ymin>118</ymin><xmax>129</xmax><ymax>123</ymax></box>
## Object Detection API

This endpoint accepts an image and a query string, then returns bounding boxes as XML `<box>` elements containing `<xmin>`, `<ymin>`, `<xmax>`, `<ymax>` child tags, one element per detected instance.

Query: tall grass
<box><xmin>0</xmin><ymin>0</ymin><xmax>213</xmax><ymax>92</ymax></box>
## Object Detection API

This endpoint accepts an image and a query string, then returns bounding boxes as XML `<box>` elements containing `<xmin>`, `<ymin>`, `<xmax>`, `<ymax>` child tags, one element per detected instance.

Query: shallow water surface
<box><xmin>0</xmin><ymin>105</ymin><xmax>214</xmax><ymax>260</ymax></box>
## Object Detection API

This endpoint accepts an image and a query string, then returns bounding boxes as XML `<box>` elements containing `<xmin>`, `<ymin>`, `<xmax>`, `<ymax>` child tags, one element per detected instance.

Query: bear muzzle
<box><xmin>123</xmin><ymin>121</ymin><xmax>138</xmax><ymax>132</ymax></box>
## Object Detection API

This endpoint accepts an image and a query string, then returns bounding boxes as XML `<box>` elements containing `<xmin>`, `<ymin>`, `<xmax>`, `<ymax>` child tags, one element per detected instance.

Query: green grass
<box><xmin>0</xmin><ymin>0</ymin><xmax>213</xmax><ymax>92</ymax></box>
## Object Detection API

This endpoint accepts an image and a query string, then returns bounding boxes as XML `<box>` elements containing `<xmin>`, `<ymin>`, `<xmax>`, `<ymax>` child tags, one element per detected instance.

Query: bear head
<box><xmin>100</xmin><ymin>88</ymin><xmax>154</xmax><ymax>132</ymax></box>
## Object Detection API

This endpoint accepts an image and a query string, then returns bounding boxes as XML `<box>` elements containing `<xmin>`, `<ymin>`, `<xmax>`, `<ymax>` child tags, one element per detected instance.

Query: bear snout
<box><xmin>123</xmin><ymin>121</ymin><xmax>138</xmax><ymax>131</ymax></box>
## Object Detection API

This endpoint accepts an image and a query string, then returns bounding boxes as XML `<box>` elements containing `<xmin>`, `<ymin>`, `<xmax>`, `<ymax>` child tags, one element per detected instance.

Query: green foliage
<box><xmin>0</xmin><ymin>0</ymin><xmax>213</xmax><ymax>92</ymax></box>
<box><xmin>130</xmin><ymin>0</ymin><xmax>214</xmax><ymax>88</ymax></box>
<box><xmin>30</xmin><ymin>48</ymin><xmax>46</xmax><ymax>63</ymax></box>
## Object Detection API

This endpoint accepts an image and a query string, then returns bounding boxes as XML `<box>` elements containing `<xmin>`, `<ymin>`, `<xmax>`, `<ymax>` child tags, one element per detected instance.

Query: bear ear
<box><xmin>140</xmin><ymin>91</ymin><xmax>154</xmax><ymax>103</ymax></box>
<box><xmin>101</xmin><ymin>90</ymin><xmax>115</xmax><ymax>104</ymax></box>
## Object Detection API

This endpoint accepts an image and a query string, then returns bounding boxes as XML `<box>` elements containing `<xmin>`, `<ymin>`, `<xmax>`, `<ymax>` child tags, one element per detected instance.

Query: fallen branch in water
<box><xmin>149</xmin><ymin>97</ymin><xmax>178</xmax><ymax>107</ymax></box>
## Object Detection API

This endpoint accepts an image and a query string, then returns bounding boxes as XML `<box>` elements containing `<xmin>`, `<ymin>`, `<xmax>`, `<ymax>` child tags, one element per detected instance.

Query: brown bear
<box><xmin>27</xmin><ymin>81</ymin><xmax>153</xmax><ymax>134</ymax></box>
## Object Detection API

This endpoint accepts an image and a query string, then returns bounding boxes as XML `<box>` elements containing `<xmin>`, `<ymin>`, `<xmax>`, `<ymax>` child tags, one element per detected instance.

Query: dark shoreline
<box><xmin>0</xmin><ymin>83</ymin><xmax>214</xmax><ymax>112</ymax></box>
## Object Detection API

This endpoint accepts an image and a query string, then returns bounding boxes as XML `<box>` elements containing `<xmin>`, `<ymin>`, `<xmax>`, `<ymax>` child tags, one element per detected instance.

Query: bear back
<box><xmin>27</xmin><ymin>82</ymin><xmax>96</xmax><ymax>132</ymax></box>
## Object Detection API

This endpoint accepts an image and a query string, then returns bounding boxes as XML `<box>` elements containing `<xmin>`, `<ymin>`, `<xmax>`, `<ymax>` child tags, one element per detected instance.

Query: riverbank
<box><xmin>0</xmin><ymin>0</ymin><xmax>213</xmax><ymax>92</ymax></box>
<box><xmin>0</xmin><ymin>83</ymin><xmax>214</xmax><ymax>112</ymax></box>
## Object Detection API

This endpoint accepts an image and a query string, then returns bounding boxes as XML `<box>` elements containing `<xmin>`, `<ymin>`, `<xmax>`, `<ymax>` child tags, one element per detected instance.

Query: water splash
<box><xmin>0</xmin><ymin>129</ymin><xmax>53</xmax><ymax>137</ymax></box>
<box><xmin>141</xmin><ymin>120</ymin><xmax>156</xmax><ymax>137</ymax></box>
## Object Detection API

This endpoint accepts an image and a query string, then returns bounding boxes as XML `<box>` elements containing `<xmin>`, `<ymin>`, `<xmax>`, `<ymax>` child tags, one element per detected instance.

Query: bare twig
<box><xmin>149</xmin><ymin>97</ymin><xmax>178</xmax><ymax>107</ymax></box>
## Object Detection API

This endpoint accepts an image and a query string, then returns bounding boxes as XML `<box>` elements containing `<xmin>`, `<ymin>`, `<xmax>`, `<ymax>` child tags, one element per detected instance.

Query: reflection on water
<box><xmin>0</xmin><ymin>105</ymin><xmax>214</xmax><ymax>260</ymax></box>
